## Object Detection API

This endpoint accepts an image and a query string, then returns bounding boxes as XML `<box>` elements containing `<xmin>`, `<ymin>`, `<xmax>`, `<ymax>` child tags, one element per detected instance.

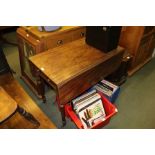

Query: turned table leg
<box><xmin>56</xmin><ymin>96</ymin><xmax>66</xmax><ymax>127</ymax></box>
<box><xmin>60</xmin><ymin>105</ymin><xmax>66</xmax><ymax>127</ymax></box>
<box><xmin>36</xmin><ymin>71</ymin><xmax>46</xmax><ymax>103</ymax></box>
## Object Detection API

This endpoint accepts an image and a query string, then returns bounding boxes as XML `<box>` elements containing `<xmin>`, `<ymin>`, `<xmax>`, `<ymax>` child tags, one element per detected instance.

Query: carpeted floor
<box><xmin>2</xmin><ymin>30</ymin><xmax>155</xmax><ymax>129</ymax></box>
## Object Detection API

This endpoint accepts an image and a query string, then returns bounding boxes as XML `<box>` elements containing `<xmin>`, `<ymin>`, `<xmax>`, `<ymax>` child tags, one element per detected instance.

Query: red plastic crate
<box><xmin>65</xmin><ymin>92</ymin><xmax>118</xmax><ymax>129</ymax></box>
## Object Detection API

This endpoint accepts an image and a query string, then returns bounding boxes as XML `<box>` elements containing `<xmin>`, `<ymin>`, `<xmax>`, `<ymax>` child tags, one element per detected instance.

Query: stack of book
<box><xmin>93</xmin><ymin>79</ymin><xmax>120</xmax><ymax>103</ymax></box>
<box><xmin>72</xmin><ymin>90</ymin><xmax>106</xmax><ymax>129</ymax></box>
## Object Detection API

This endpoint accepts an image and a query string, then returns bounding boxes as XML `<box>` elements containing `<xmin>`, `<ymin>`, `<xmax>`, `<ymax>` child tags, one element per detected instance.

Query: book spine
<box><xmin>101</xmin><ymin>80</ymin><xmax>118</xmax><ymax>91</ymax></box>
<box><xmin>94</xmin><ymin>85</ymin><xmax>112</xmax><ymax>96</ymax></box>
<box><xmin>98</xmin><ymin>81</ymin><xmax>114</xmax><ymax>92</ymax></box>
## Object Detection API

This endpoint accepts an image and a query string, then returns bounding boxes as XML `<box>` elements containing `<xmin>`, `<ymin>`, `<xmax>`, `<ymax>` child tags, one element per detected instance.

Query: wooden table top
<box><xmin>30</xmin><ymin>38</ymin><xmax>124</xmax><ymax>88</ymax></box>
<box><xmin>0</xmin><ymin>86</ymin><xmax>17</xmax><ymax>123</ymax></box>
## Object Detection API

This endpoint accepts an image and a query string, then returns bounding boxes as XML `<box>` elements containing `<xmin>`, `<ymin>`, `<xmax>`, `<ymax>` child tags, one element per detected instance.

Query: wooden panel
<box><xmin>0</xmin><ymin>73</ymin><xmax>56</xmax><ymax>129</ymax></box>
<box><xmin>22</xmin><ymin>26</ymin><xmax>78</xmax><ymax>39</ymax></box>
<box><xmin>72</xmin><ymin>27</ymin><xmax>86</xmax><ymax>41</ymax></box>
<box><xmin>128</xmin><ymin>57</ymin><xmax>152</xmax><ymax>76</ymax></box>
<box><xmin>148</xmin><ymin>33</ymin><xmax>155</xmax><ymax>57</ymax></box>
<box><xmin>119</xmin><ymin>26</ymin><xmax>144</xmax><ymax>56</ymax></box>
<box><xmin>17</xmin><ymin>28</ymin><xmax>43</xmax><ymax>49</ymax></box>
<box><xmin>45</xmin><ymin>31</ymin><xmax>73</xmax><ymax>49</ymax></box>
<box><xmin>0</xmin><ymin>87</ymin><xmax>17</xmax><ymax>123</ymax></box>
<box><xmin>119</xmin><ymin>26</ymin><xmax>155</xmax><ymax>75</ymax></box>
<box><xmin>134</xmin><ymin>34</ymin><xmax>154</xmax><ymax>68</ymax></box>
<box><xmin>45</xmin><ymin>27</ymin><xmax>86</xmax><ymax>49</ymax></box>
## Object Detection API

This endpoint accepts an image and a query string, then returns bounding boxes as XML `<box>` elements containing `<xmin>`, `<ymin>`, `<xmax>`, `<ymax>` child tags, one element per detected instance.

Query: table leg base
<box><xmin>61</xmin><ymin>120</ymin><xmax>66</xmax><ymax>127</ymax></box>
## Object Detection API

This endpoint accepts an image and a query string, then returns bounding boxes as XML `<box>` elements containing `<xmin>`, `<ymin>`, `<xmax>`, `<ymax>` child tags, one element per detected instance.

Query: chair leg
<box><xmin>17</xmin><ymin>106</ymin><xmax>40</xmax><ymax>127</ymax></box>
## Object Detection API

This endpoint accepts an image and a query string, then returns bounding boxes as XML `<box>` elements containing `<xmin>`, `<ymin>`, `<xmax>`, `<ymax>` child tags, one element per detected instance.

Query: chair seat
<box><xmin>0</xmin><ymin>86</ymin><xmax>17</xmax><ymax>123</ymax></box>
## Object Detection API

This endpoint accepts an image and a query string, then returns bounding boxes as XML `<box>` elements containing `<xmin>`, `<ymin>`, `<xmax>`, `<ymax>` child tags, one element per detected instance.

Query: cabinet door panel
<box><xmin>134</xmin><ymin>37</ymin><xmax>151</xmax><ymax>67</ymax></box>
<box><xmin>18</xmin><ymin>35</ymin><xmax>41</xmax><ymax>85</ymax></box>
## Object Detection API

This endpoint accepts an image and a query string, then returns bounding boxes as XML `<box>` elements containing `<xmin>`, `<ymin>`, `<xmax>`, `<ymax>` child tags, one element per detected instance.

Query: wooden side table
<box><xmin>29</xmin><ymin>38</ymin><xmax>125</xmax><ymax>126</ymax></box>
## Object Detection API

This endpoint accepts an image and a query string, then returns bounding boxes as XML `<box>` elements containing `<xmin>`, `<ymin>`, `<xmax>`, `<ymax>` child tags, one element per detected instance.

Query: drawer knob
<box><xmin>57</xmin><ymin>40</ymin><xmax>63</xmax><ymax>45</ymax></box>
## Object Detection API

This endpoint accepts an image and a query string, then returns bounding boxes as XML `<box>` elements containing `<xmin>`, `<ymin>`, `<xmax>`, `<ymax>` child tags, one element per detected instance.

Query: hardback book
<box><xmin>77</xmin><ymin>98</ymin><xmax>106</xmax><ymax>129</ymax></box>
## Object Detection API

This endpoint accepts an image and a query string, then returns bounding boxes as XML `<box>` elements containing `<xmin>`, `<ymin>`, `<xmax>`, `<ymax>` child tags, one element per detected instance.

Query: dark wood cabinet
<box><xmin>119</xmin><ymin>26</ymin><xmax>155</xmax><ymax>75</ymax></box>
<box><xmin>17</xmin><ymin>26</ymin><xmax>86</xmax><ymax>98</ymax></box>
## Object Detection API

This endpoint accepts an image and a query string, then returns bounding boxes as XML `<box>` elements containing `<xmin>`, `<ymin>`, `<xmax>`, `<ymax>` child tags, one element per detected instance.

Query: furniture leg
<box><xmin>17</xmin><ymin>106</ymin><xmax>40</xmax><ymax>127</ymax></box>
<box><xmin>36</xmin><ymin>73</ymin><xmax>46</xmax><ymax>103</ymax></box>
<box><xmin>56</xmin><ymin>96</ymin><xmax>66</xmax><ymax>127</ymax></box>
<box><xmin>60</xmin><ymin>105</ymin><xmax>66</xmax><ymax>127</ymax></box>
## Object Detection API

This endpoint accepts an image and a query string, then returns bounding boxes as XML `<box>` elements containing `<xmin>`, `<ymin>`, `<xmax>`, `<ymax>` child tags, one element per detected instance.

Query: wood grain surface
<box><xmin>30</xmin><ymin>38</ymin><xmax>124</xmax><ymax>87</ymax></box>
<box><xmin>21</xmin><ymin>26</ymin><xmax>82</xmax><ymax>39</ymax></box>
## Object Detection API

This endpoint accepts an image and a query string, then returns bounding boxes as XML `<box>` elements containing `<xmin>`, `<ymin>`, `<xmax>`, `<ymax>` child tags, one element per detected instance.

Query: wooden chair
<box><xmin>0</xmin><ymin>87</ymin><xmax>17</xmax><ymax>123</ymax></box>
<box><xmin>0</xmin><ymin>86</ymin><xmax>40</xmax><ymax>127</ymax></box>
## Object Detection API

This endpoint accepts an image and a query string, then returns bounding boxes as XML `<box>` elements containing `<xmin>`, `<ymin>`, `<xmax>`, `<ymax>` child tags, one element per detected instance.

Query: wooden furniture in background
<box><xmin>29</xmin><ymin>38</ymin><xmax>125</xmax><ymax>126</ymax></box>
<box><xmin>17</xmin><ymin>26</ymin><xmax>86</xmax><ymax>99</ymax></box>
<box><xmin>0</xmin><ymin>86</ymin><xmax>40</xmax><ymax>127</ymax></box>
<box><xmin>0</xmin><ymin>73</ymin><xmax>56</xmax><ymax>129</ymax></box>
<box><xmin>119</xmin><ymin>26</ymin><xmax>155</xmax><ymax>75</ymax></box>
